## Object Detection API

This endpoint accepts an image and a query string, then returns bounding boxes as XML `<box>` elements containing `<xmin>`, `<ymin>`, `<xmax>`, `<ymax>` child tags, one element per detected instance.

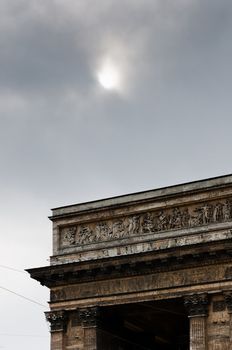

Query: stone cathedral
<box><xmin>28</xmin><ymin>175</ymin><xmax>232</xmax><ymax>350</ymax></box>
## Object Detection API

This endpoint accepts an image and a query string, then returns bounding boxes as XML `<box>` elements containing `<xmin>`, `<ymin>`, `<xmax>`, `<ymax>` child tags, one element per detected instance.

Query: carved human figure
<box><xmin>170</xmin><ymin>207</ymin><xmax>182</xmax><ymax>229</ymax></box>
<box><xmin>127</xmin><ymin>215</ymin><xmax>140</xmax><ymax>235</ymax></box>
<box><xmin>96</xmin><ymin>222</ymin><xmax>112</xmax><ymax>241</ymax></box>
<box><xmin>63</xmin><ymin>227</ymin><xmax>76</xmax><ymax>245</ymax></box>
<box><xmin>222</xmin><ymin>200</ymin><xmax>231</xmax><ymax>221</ymax></box>
<box><xmin>213</xmin><ymin>203</ymin><xmax>222</xmax><ymax>222</ymax></box>
<box><xmin>200</xmin><ymin>204</ymin><xmax>211</xmax><ymax>225</ymax></box>
<box><xmin>112</xmin><ymin>220</ymin><xmax>125</xmax><ymax>238</ymax></box>
<box><xmin>189</xmin><ymin>212</ymin><xmax>200</xmax><ymax>227</ymax></box>
<box><xmin>79</xmin><ymin>225</ymin><xmax>93</xmax><ymax>244</ymax></box>
<box><xmin>182</xmin><ymin>208</ymin><xmax>190</xmax><ymax>228</ymax></box>
<box><xmin>142</xmin><ymin>213</ymin><xmax>154</xmax><ymax>233</ymax></box>
<box><xmin>157</xmin><ymin>210</ymin><xmax>168</xmax><ymax>231</ymax></box>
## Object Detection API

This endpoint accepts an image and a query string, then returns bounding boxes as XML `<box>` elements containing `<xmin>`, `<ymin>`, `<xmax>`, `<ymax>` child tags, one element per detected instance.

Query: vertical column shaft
<box><xmin>184</xmin><ymin>293</ymin><xmax>208</xmax><ymax>350</ymax></box>
<box><xmin>190</xmin><ymin>316</ymin><xmax>207</xmax><ymax>350</ymax></box>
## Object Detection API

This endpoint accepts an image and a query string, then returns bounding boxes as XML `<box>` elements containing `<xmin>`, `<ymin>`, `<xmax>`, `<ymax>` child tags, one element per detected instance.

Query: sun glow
<box><xmin>97</xmin><ymin>61</ymin><xmax>121</xmax><ymax>90</ymax></box>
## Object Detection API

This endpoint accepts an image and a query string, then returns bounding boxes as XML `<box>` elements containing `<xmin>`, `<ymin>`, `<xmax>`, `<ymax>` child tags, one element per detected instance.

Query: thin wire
<box><xmin>0</xmin><ymin>333</ymin><xmax>48</xmax><ymax>338</ymax></box>
<box><xmin>0</xmin><ymin>264</ymin><xmax>26</xmax><ymax>274</ymax></box>
<box><xmin>0</xmin><ymin>286</ymin><xmax>47</xmax><ymax>308</ymax></box>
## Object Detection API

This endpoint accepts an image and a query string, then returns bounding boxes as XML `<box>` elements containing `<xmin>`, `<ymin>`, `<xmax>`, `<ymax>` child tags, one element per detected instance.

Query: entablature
<box><xmin>27</xmin><ymin>175</ymin><xmax>232</xmax><ymax>294</ymax></box>
<box><xmin>27</xmin><ymin>238</ymin><xmax>232</xmax><ymax>289</ymax></box>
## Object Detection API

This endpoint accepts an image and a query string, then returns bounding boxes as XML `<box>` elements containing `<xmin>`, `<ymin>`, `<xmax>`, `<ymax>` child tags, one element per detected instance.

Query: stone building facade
<box><xmin>28</xmin><ymin>175</ymin><xmax>232</xmax><ymax>349</ymax></box>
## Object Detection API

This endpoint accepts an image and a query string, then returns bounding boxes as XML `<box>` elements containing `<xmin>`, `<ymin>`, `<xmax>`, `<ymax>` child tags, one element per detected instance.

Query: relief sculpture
<box><xmin>60</xmin><ymin>198</ymin><xmax>232</xmax><ymax>247</ymax></box>
<box><xmin>127</xmin><ymin>215</ymin><xmax>141</xmax><ymax>235</ymax></box>
<box><xmin>62</xmin><ymin>227</ymin><xmax>76</xmax><ymax>245</ymax></box>
<box><xmin>142</xmin><ymin>213</ymin><xmax>154</xmax><ymax>233</ymax></box>
<box><xmin>112</xmin><ymin>220</ymin><xmax>125</xmax><ymax>238</ymax></box>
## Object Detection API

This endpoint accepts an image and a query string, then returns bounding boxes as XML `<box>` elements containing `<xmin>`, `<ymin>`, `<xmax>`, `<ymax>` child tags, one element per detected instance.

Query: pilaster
<box><xmin>224</xmin><ymin>291</ymin><xmax>232</xmax><ymax>350</ymax></box>
<box><xmin>79</xmin><ymin>307</ymin><xmax>101</xmax><ymax>350</ymax></box>
<box><xmin>207</xmin><ymin>294</ymin><xmax>230</xmax><ymax>350</ymax></box>
<box><xmin>45</xmin><ymin>310</ymin><xmax>67</xmax><ymax>350</ymax></box>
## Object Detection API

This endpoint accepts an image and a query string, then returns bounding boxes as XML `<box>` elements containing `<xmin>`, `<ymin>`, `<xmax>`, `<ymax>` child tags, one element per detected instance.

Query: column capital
<box><xmin>223</xmin><ymin>291</ymin><xmax>232</xmax><ymax>313</ymax></box>
<box><xmin>79</xmin><ymin>307</ymin><xmax>100</xmax><ymax>327</ymax></box>
<box><xmin>45</xmin><ymin>310</ymin><xmax>67</xmax><ymax>332</ymax></box>
<box><xmin>184</xmin><ymin>293</ymin><xmax>209</xmax><ymax>317</ymax></box>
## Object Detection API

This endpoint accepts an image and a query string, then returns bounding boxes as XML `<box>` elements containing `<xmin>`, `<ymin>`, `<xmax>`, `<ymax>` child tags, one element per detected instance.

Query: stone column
<box><xmin>79</xmin><ymin>307</ymin><xmax>101</xmax><ymax>350</ymax></box>
<box><xmin>184</xmin><ymin>293</ymin><xmax>208</xmax><ymax>350</ymax></box>
<box><xmin>45</xmin><ymin>310</ymin><xmax>67</xmax><ymax>350</ymax></box>
<box><xmin>224</xmin><ymin>291</ymin><xmax>232</xmax><ymax>350</ymax></box>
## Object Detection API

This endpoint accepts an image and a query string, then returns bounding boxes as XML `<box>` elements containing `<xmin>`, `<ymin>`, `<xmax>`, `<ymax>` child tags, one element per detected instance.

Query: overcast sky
<box><xmin>1</xmin><ymin>0</ymin><xmax>232</xmax><ymax>349</ymax></box>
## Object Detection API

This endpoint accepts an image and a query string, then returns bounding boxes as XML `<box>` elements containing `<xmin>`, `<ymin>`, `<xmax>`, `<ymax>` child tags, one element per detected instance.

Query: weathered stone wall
<box><xmin>51</xmin><ymin>189</ymin><xmax>232</xmax><ymax>265</ymax></box>
<box><xmin>49</xmin><ymin>262</ymin><xmax>232</xmax><ymax>307</ymax></box>
<box><xmin>207</xmin><ymin>294</ymin><xmax>230</xmax><ymax>350</ymax></box>
<box><xmin>28</xmin><ymin>175</ymin><xmax>232</xmax><ymax>350</ymax></box>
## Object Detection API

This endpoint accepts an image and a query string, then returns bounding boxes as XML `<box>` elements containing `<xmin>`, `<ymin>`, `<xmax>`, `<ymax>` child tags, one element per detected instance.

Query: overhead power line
<box><xmin>0</xmin><ymin>264</ymin><xmax>26</xmax><ymax>274</ymax></box>
<box><xmin>0</xmin><ymin>333</ymin><xmax>48</xmax><ymax>338</ymax></box>
<box><xmin>0</xmin><ymin>286</ymin><xmax>47</xmax><ymax>308</ymax></box>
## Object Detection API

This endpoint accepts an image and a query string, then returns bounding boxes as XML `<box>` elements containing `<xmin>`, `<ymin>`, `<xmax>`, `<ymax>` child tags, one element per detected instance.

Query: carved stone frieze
<box><xmin>78</xmin><ymin>307</ymin><xmax>100</xmax><ymax>327</ymax></box>
<box><xmin>45</xmin><ymin>310</ymin><xmax>67</xmax><ymax>332</ymax></box>
<box><xmin>184</xmin><ymin>293</ymin><xmax>209</xmax><ymax>317</ymax></box>
<box><xmin>59</xmin><ymin>199</ymin><xmax>232</xmax><ymax>247</ymax></box>
<box><xmin>62</xmin><ymin>227</ymin><xmax>76</xmax><ymax>246</ymax></box>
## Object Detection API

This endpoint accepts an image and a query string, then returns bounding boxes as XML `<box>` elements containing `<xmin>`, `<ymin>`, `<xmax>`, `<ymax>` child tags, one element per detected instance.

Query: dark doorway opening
<box><xmin>100</xmin><ymin>298</ymin><xmax>189</xmax><ymax>350</ymax></box>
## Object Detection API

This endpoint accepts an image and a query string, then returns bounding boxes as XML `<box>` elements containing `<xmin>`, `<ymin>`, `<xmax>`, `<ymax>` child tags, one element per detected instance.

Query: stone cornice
<box><xmin>50</xmin><ymin>174</ymin><xmax>232</xmax><ymax>219</ymax></box>
<box><xmin>27</xmin><ymin>241</ymin><xmax>232</xmax><ymax>288</ymax></box>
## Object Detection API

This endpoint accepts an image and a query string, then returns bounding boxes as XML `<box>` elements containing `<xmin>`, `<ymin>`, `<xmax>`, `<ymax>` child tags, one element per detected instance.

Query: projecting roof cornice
<box><xmin>50</xmin><ymin>174</ymin><xmax>232</xmax><ymax>220</ymax></box>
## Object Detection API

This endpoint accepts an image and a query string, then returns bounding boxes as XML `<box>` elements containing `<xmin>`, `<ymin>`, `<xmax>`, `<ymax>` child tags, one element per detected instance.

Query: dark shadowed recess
<box><xmin>99</xmin><ymin>298</ymin><xmax>189</xmax><ymax>350</ymax></box>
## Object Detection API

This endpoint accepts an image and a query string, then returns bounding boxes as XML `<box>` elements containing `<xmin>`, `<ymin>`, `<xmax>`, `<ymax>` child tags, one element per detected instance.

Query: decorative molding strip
<box><xmin>60</xmin><ymin>199</ymin><xmax>232</xmax><ymax>247</ymax></box>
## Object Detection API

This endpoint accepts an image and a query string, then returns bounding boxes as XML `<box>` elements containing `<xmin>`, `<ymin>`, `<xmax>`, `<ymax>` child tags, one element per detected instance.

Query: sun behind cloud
<box><xmin>97</xmin><ymin>59</ymin><xmax>121</xmax><ymax>91</ymax></box>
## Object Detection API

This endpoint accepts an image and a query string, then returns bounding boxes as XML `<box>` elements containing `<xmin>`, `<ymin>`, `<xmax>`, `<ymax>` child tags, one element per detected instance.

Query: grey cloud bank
<box><xmin>0</xmin><ymin>1</ymin><xmax>232</xmax><ymax>349</ymax></box>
